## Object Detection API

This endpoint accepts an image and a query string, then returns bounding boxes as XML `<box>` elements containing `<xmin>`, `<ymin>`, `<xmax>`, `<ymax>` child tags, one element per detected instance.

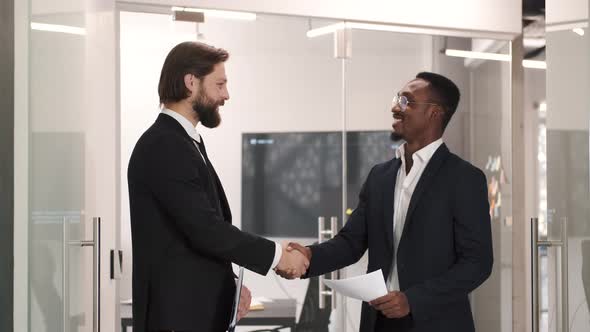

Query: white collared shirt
<box><xmin>161</xmin><ymin>109</ymin><xmax>283</xmax><ymax>274</ymax></box>
<box><xmin>161</xmin><ymin>108</ymin><xmax>206</xmax><ymax>163</ymax></box>
<box><xmin>387</xmin><ymin>138</ymin><xmax>444</xmax><ymax>291</ymax></box>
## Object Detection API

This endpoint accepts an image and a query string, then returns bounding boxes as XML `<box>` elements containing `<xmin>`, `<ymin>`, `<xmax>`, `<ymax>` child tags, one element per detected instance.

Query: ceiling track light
<box><xmin>172</xmin><ymin>10</ymin><xmax>204</xmax><ymax>23</ymax></box>
<box><xmin>171</xmin><ymin>6</ymin><xmax>256</xmax><ymax>21</ymax></box>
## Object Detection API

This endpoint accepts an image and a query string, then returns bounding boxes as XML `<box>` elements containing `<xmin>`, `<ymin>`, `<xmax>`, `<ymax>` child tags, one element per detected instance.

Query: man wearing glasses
<box><xmin>285</xmin><ymin>72</ymin><xmax>493</xmax><ymax>332</ymax></box>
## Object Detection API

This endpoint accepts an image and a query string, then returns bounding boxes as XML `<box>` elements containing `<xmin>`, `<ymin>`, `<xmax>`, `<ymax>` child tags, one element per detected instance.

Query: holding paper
<box><xmin>279</xmin><ymin>73</ymin><xmax>493</xmax><ymax>330</ymax></box>
<box><xmin>323</xmin><ymin>269</ymin><xmax>388</xmax><ymax>302</ymax></box>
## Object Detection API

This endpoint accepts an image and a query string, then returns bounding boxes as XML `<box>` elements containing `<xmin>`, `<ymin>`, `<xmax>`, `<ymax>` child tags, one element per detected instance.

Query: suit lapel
<box><xmin>402</xmin><ymin>144</ymin><xmax>450</xmax><ymax>238</ymax></box>
<box><xmin>155</xmin><ymin>115</ymin><xmax>231</xmax><ymax>222</ymax></box>
<box><xmin>382</xmin><ymin>158</ymin><xmax>401</xmax><ymax>251</ymax></box>
<box><xmin>156</xmin><ymin>114</ymin><xmax>211</xmax><ymax>179</ymax></box>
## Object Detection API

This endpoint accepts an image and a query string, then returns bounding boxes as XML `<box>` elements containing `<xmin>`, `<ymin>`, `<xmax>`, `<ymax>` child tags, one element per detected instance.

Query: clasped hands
<box><xmin>274</xmin><ymin>242</ymin><xmax>312</xmax><ymax>279</ymax></box>
<box><xmin>238</xmin><ymin>243</ymin><xmax>309</xmax><ymax>322</ymax></box>
<box><xmin>274</xmin><ymin>242</ymin><xmax>410</xmax><ymax>318</ymax></box>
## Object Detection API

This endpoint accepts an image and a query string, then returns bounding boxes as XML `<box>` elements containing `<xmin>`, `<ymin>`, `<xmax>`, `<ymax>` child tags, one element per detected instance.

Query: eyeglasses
<box><xmin>392</xmin><ymin>93</ymin><xmax>440</xmax><ymax>112</ymax></box>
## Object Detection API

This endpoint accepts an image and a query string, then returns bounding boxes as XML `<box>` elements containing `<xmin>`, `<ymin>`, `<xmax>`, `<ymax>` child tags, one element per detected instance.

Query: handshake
<box><xmin>273</xmin><ymin>242</ymin><xmax>312</xmax><ymax>279</ymax></box>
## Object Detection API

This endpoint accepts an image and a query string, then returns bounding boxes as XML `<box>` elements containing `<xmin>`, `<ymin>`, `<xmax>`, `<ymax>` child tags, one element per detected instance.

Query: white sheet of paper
<box><xmin>322</xmin><ymin>269</ymin><xmax>388</xmax><ymax>302</ymax></box>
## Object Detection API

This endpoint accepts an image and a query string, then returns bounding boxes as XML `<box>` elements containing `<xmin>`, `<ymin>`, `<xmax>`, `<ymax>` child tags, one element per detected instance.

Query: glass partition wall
<box><xmin>345</xmin><ymin>32</ymin><xmax>514</xmax><ymax>332</ymax></box>
<box><xmin>118</xmin><ymin>6</ymin><xmax>514</xmax><ymax>331</ymax></box>
<box><xmin>119</xmin><ymin>11</ymin><xmax>345</xmax><ymax>330</ymax></box>
<box><xmin>533</xmin><ymin>0</ymin><xmax>590</xmax><ymax>329</ymax></box>
<box><xmin>27</xmin><ymin>0</ymin><xmax>118</xmax><ymax>331</ymax></box>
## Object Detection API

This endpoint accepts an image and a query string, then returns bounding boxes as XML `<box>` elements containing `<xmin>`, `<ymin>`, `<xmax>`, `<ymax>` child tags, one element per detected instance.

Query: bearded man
<box><xmin>127</xmin><ymin>41</ymin><xmax>309</xmax><ymax>332</ymax></box>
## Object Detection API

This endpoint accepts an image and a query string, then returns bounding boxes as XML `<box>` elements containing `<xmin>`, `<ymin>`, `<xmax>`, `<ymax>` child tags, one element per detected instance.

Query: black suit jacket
<box><xmin>128</xmin><ymin>114</ymin><xmax>275</xmax><ymax>332</ymax></box>
<box><xmin>306</xmin><ymin>144</ymin><xmax>493</xmax><ymax>332</ymax></box>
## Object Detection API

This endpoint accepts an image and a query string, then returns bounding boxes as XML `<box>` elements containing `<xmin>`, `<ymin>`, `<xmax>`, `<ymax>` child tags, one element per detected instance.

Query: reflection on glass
<box><xmin>242</xmin><ymin>131</ymin><xmax>398</xmax><ymax>237</ymax></box>
<box><xmin>29</xmin><ymin>133</ymin><xmax>85</xmax><ymax>332</ymax></box>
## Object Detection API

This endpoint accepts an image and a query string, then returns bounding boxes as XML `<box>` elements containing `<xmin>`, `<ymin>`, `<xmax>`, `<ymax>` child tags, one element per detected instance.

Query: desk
<box><xmin>120</xmin><ymin>302</ymin><xmax>132</xmax><ymax>332</ymax></box>
<box><xmin>120</xmin><ymin>298</ymin><xmax>296</xmax><ymax>332</ymax></box>
<box><xmin>238</xmin><ymin>299</ymin><xmax>297</xmax><ymax>330</ymax></box>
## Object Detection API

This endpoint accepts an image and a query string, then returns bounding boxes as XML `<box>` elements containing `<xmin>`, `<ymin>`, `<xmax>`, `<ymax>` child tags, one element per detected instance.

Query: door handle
<box><xmin>67</xmin><ymin>217</ymin><xmax>101</xmax><ymax>332</ymax></box>
<box><xmin>531</xmin><ymin>217</ymin><xmax>568</xmax><ymax>332</ymax></box>
<box><xmin>318</xmin><ymin>216</ymin><xmax>338</xmax><ymax>309</ymax></box>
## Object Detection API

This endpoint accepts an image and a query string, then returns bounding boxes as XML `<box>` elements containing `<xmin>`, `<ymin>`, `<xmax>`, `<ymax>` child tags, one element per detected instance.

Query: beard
<box><xmin>192</xmin><ymin>89</ymin><xmax>222</xmax><ymax>128</ymax></box>
<box><xmin>390</xmin><ymin>131</ymin><xmax>404</xmax><ymax>142</ymax></box>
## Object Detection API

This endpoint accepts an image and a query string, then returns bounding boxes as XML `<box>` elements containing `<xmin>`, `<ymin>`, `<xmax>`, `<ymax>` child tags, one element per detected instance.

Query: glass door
<box><xmin>533</xmin><ymin>1</ymin><xmax>590</xmax><ymax>330</ymax></box>
<box><xmin>27</xmin><ymin>0</ymin><xmax>119</xmax><ymax>331</ymax></box>
<box><xmin>118</xmin><ymin>9</ymin><xmax>345</xmax><ymax>331</ymax></box>
<box><xmin>343</xmin><ymin>31</ymin><xmax>514</xmax><ymax>332</ymax></box>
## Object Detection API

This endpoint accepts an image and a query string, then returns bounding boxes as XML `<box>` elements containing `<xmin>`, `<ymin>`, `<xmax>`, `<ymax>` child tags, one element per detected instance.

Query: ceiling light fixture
<box><xmin>30</xmin><ymin>22</ymin><xmax>86</xmax><ymax>35</ymax></box>
<box><xmin>171</xmin><ymin>6</ymin><xmax>256</xmax><ymax>21</ymax></box>
<box><xmin>307</xmin><ymin>20</ymin><xmax>515</xmax><ymax>39</ymax></box>
<box><xmin>444</xmin><ymin>49</ymin><xmax>510</xmax><ymax>61</ymax></box>
<box><xmin>307</xmin><ymin>22</ymin><xmax>446</xmax><ymax>38</ymax></box>
<box><xmin>444</xmin><ymin>49</ymin><xmax>546</xmax><ymax>70</ymax></box>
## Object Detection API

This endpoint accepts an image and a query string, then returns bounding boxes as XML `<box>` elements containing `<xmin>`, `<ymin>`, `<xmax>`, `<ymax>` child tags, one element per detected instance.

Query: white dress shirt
<box><xmin>387</xmin><ymin>138</ymin><xmax>444</xmax><ymax>291</ymax></box>
<box><xmin>161</xmin><ymin>109</ymin><xmax>283</xmax><ymax>274</ymax></box>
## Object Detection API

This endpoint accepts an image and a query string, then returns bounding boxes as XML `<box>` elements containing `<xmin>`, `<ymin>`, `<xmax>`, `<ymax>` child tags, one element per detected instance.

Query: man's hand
<box><xmin>275</xmin><ymin>245</ymin><xmax>309</xmax><ymax>279</ymax></box>
<box><xmin>286</xmin><ymin>242</ymin><xmax>312</xmax><ymax>261</ymax></box>
<box><xmin>369</xmin><ymin>291</ymin><xmax>410</xmax><ymax>318</ymax></box>
<box><xmin>276</xmin><ymin>242</ymin><xmax>312</xmax><ymax>279</ymax></box>
<box><xmin>237</xmin><ymin>285</ymin><xmax>252</xmax><ymax>321</ymax></box>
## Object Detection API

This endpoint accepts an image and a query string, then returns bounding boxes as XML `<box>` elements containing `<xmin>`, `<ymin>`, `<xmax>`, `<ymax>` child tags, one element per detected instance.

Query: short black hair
<box><xmin>415</xmin><ymin>72</ymin><xmax>460</xmax><ymax>130</ymax></box>
<box><xmin>158</xmin><ymin>41</ymin><xmax>229</xmax><ymax>104</ymax></box>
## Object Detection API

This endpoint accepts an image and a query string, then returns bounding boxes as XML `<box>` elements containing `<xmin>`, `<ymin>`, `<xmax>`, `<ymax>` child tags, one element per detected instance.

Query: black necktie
<box><xmin>192</xmin><ymin>138</ymin><xmax>223</xmax><ymax>213</ymax></box>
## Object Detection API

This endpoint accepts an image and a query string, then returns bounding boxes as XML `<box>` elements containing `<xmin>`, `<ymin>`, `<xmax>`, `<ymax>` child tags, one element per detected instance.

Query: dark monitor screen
<box><xmin>241</xmin><ymin>131</ymin><xmax>399</xmax><ymax>238</ymax></box>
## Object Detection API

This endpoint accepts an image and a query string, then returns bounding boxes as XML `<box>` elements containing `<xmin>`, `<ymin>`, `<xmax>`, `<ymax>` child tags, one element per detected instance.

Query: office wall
<box><xmin>119</xmin><ymin>11</ymin><xmax>432</xmax><ymax>328</ymax></box>
<box><xmin>547</xmin><ymin>0</ymin><xmax>588</xmax><ymax>25</ymax></box>
<box><xmin>1</xmin><ymin>0</ymin><xmax>15</xmax><ymax>330</ymax></box>
<box><xmin>432</xmin><ymin>36</ymin><xmax>473</xmax><ymax>160</ymax></box>
<box><xmin>546</xmin><ymin>30</ymin><xmax>589</xmax><ymax>132</ymax></box>
<box><xmin>125</xmin><ymin>0</ymin><xmax>521</xmax><ymax>37</ymax></box>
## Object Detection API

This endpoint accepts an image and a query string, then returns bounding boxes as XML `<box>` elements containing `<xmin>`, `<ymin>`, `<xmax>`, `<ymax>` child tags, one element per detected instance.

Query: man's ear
<box><xmin>429</xmin><ymin>106</ymin><xmax>446</xmax><ymax>128</ymax></box>
<box><xmin>428</xmin><ymin>106</ymin><xmax>441</xmax><ymax>119</ymax></box>
<box><xmin>184</xmin><ymin>73</ymin><xmax>199</xmax><ymax>96</ymax></box>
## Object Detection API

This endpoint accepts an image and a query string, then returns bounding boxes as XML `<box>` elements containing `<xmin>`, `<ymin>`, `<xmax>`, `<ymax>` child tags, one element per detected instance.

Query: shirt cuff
<box><xmin>268</xmin><ymin>242</ymin><xmax>283</xmax><ymax>274</ymax></box>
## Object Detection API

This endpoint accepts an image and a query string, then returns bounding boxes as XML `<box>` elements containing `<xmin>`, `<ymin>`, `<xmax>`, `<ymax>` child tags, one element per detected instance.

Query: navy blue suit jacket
<box><xmin>128</xmin><ymin>114</ymin><xmax>275</xmax><ymax>332</ymax></box>
<box><xmin>306</xmin><ymin>144</ymin><xmax>493</xmax><ymax>332</ymax></box>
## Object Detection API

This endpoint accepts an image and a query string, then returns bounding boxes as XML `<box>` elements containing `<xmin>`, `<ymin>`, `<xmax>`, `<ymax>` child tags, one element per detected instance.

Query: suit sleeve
<box><xmin>404</xmin><ymin>167</ymin><xmax>493</xmax><ymax>321</ymax></box>
<box><xmin>305</xmin><ymin>167</ymin><xmax>372</xmax><ymax>277</ymax></box>
<box><xmin>141</xmin><ymin>135</ymin><xmax>275</xmax><ymax>275</ymax></box>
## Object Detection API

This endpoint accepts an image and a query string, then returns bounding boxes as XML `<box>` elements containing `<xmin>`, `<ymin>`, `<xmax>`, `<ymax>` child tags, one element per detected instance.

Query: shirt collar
<box><xmin>161</xmin><ymin>108</ymin><xmax>201</xmax><ymax>143</ymax></box>
<box><xmin>395</xmin><ymin>138</ymin><xmax>444</xmax><ymax>164</ymax></box>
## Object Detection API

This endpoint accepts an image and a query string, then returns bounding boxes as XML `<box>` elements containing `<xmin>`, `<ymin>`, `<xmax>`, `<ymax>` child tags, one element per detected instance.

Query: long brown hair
<box><xmin>158</xmin><ymin>41</ymin><xmax>229</xmax><ymax>104</ymax></box>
